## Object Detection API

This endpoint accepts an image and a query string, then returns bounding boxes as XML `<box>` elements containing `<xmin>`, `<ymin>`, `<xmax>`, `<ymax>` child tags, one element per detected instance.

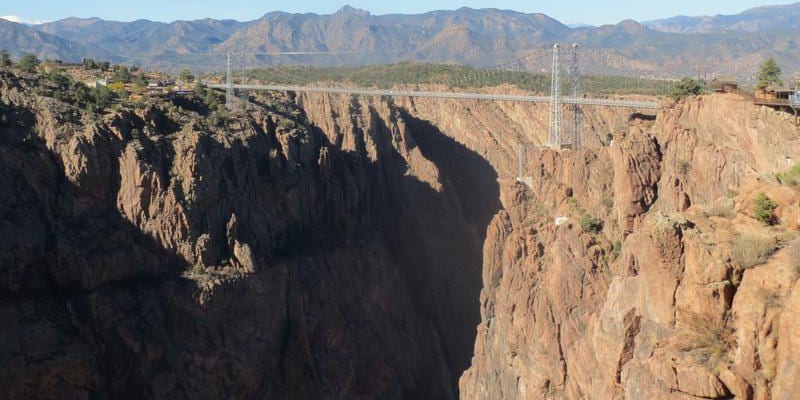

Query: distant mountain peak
<box><xmin>335</xmin><ymin>5</ymin><xmax>370</xmax><ymax>17</ymax></box>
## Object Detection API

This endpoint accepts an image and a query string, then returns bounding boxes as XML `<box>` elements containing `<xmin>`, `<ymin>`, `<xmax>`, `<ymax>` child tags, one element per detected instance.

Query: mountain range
<box><xmin>1</xmin><ymin>3</ymin><xmax>799</xmax><ymax>79</ymax></box>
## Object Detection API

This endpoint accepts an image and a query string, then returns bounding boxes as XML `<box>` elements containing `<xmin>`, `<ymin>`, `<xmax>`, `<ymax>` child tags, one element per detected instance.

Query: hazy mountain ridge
<box><xmin>0</xmin><ymin>19</ymin><xmax>104</xmax><ymax>61</ymax></box>
<box><xmin>645</xmin><ymin>2</ymin><xmax>800</xmax><ymax>33</ymax></box>
<box><xmin>0</xmin><ymin>4</ymin><xmax>798</xmax><ymax>78</ymax></box>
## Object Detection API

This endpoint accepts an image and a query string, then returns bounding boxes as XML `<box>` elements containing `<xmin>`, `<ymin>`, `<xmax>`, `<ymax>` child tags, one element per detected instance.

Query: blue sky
<box><xmin>1</xmin><ymin>1</ymin><xmax>797</xmax><ymax>25</ymax></box>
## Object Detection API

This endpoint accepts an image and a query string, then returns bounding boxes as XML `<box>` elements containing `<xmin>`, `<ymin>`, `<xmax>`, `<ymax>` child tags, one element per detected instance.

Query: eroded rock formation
<box><xmin>0</xmin><ymin>72</ymin><xmax>500</xmax><ymax>399</ymax></box>
<box><xmin>1</xmin><ymin>68</ymin><xmax>799</xmax><ymax>400</ymax></box>
<box><xmin>460</xmin><ymin>93</ymin><xmax>800</xmax><ymax>400</ymax></box>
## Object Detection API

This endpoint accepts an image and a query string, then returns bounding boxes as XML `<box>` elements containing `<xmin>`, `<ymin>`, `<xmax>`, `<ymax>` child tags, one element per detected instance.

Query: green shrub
<box><xmin>0</xmin><ymin>50</ymin><xmax>11</xmax><ymax>68</ymax></box>
<box><xmin>192</xmin><ymin>264</ymin><xmax>205</xmax><ymax>275</ymax></box>
<box><xmin>752</xmin><ymin>192</ymin><xmax>778</xmax><ymax>225</ymax></box>
<box><xmin>92</xmin><ymin>85</ymin><xmax>116</xmax><ymax>110</ymax></box>
<box><xmin>579</xmin><ymin>213</ymin><xmax>603</xmax><ymax>233</ymax></box>
<box><xmin>17</xmin><ymin>53</ymin><xmax>39</xmax><ymax>73</ymax></box>
<box><xmin>669</xmin><ymin>77</ymin><xmax>706</xmax><ymax>101</ymax></box>
<box><xmin>777</xmin><ymin>163</ymin><xmax>800</xmax><ymax>186</ymax></box>
<box><xmin>110</xmin><ymin>65</ymin><xmax>131</xmax><ymax>83</ymax></box>
<box><xmin>277</xmin><ymin>118</ymin><xmax>296</xmax><ymax>130</ymax></box>
<box><xmin>179</xmin><ymin>68</ymin><xmax>195</xmax><ymax>82</ymax></box>
<box><xmin>612</xmin><ymin>241</ymin><xmax>622</xmax><ymax>258</ymax></box>
<box><xmin>732</xmin><ymin>233</ymin><xmax>777</xmax><ymax>269</ymax></box>
<box><xmin>600</xmin><ymin>195</ymin><xmax>614</xmax><ymax>209</ymax></box>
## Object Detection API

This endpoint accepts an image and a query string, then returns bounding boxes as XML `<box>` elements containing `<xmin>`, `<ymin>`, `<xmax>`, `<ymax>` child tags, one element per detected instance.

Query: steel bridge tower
<box><xmin>225</xmin><ymin>51</ymin><xmax>236</xmax><ymax>111</ymax></box>
<box><xmin>549</xmin><ymin>44</ymin><xmax>562</xmax><ymax>148</ymax></box>
<box><xmin>569</xmin><ymin>44</ymin><xmax>582</xmax><ymax>150</ymax></box>
<box><xmin>549</xmin><ymin>44</ymin><xmax>582</xmax><ymax>149</ymax></box>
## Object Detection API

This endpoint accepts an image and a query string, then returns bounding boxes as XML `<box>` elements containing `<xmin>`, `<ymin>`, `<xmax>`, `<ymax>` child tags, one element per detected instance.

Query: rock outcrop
<box><xmin>0</xmin><ymin>72</ymin><xmax>500</xmax><ymax>399</ymax></box>
<box><xmin>460</xmin><ymin>93</ymin><xmax>800</xmax><ymax>400</ymax></box>
<box><xmin>2</xmin><ymin>67</ymin><xmax>799</xmax><ymax>400</ymax></box>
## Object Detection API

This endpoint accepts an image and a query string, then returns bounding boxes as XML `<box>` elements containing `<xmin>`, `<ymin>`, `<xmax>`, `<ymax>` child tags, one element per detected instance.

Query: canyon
<box><xmin>1</xmin><ymin>68</ymin><xmax>800</xmax><ymax>400</ymax></box>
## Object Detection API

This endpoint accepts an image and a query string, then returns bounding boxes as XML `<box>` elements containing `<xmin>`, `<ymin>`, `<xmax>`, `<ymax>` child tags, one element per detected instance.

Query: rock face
<box><xmin>2</xmin><ymin>67</ymin><xmax>800</xmax><ymax>400</ymax></box>
<box><xmin>0</xmin><ymin>72</ymin><xmax>501</xmax><ymax>399</ymax></box>
<box><xmin>460</xmin><ymin>93</ymin><xmax>800</xmax><ymax>399</ymax></box>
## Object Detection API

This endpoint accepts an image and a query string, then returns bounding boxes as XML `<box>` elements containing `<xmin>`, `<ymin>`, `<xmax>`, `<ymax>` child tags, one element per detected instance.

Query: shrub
<box><xmin>179</xmin><ymin>68</ymin><xmax>195</xmax><ymax>82</ymax></box>
<box><xmin>579</xmin><ymin>213</ymin><xmax>603</xmax><ymax>233</ymax></box>
<box><xmin>704</xmin><ymin>199</ymin><xmax>734</xmax><ymax>218</ymax></box>
<box><xmin>82</xmin><ymin>58</ymin><xmax>97</xmax><ymax>69</ymax></box>
<box><xmin>17</xmin><ymin>53</ymin><xmax>40</xmax><ymax>73</ymax></box>
<box><xmin>612</xmin><ymin>241</ymin><xmax>622</xmax><ymax>258</ymax></box>
<box><xmin>600</xmin><ymin>195</ymin><xmax>614</xmax><ymax>209</ymax></box>
<box><xmin>92</xmin><ymin>85</ymin><xmax>116</xmax><ymax>110</ymax></box>
<box><xmin>110</xmin><ymin>65</ymin><xmax>131</xmax><ymax>83</ymax></box>
<box><xmin>752</xmin><ymin>192</ymin><xmax>778</xmax><ymax>225</ymax></box>
<box><xmin>670</xmin><ymin>77</ymin><xmax>706</xmax><ymax>101</ymax></box>
<box><xmin>0</xmin><ymin>50</ymin><xmax>11</xmax><ymax>68</ymax></box>
<box><xmin>676</xmin><ymin>309</ymin><xmax>734</xmax><ymax>367</ymax></box>
<box><xmin>732</xmin><ymin>233</ymin><xmax>777</xmax><ymax>269</ymax></box>
<box><xmin>676</xmin><ymin>160</ymin><xmax>691</xmax><ymax>175</ymax></box>
<box><xmin>776</xmin><ymin>163</ymin><xmax>800</xmax><ymax>187</ymax></box>
<box><xmin>107</xmin><ymin>82</ymin><xmax>126</xmax><ymax>92</ymax></box>
<box><xmin>277</xmin><ymin>118</ymin><xmax>296</xmax><ymax>130</ymax></box>
<box><xmin>654</xmin><ymin>212</ymin><xmax>673</xmax><ymax>233</ymax></box>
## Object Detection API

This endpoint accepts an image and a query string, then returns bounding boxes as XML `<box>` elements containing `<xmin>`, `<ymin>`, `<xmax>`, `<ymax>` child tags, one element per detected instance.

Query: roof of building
<box><xmin>764</xmin><ymin>85</ymin><xmax>795</xmax><ymax>93</ymax></box>
<box><xmin>711</xmin><ymin>76</ymin><xmax>737</xmax><ymax>84</ymax></box>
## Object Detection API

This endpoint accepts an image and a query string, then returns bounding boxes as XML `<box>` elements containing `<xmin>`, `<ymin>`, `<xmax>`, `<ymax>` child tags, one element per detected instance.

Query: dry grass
<box><xmin>675</xmin><ymin>309</ymin><xmax>735</xmax><ymax>368</ymax></box>
<box><xmin>732</xmin><ymin>233</ymin><xmax>778</xmax><ymax>269</ymax></box>
<box><xmin>704</xmin><ymin>199</ymin><xmax>735</xmax><ymax>218</ymax></box>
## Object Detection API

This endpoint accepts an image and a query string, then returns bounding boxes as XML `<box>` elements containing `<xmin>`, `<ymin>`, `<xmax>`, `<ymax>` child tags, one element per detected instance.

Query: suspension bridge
<box><xmin>207</xmin><ymin>82</ymin><xmax>659</xmax><ymax>109</ymax></box>
<box><xmin>200</xmin><ymin>44</ymin><xmax>660</xmax><ymax>153</ymax></box>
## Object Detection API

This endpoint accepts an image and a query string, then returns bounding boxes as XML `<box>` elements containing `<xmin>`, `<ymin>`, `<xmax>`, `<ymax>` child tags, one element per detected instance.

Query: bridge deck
<box><xmin>209</xmin><ymin>83</ymin><xmax>660</xmax><ymax>109</ymax></box>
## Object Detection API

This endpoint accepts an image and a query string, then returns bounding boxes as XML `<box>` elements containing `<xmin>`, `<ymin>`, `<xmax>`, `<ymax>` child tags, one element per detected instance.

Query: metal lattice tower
<box><xmin>569</xmin><ymin>44</ymin><xmax>582</xmax><ymax>150</ymax></box>
<box><xmin>239</xmin><ymin>52</ymin><xmax>249</xmax><ymax>110</ymax></box>
<box><xmin>549</xmin><ymin>44</ymin><xmax>561</xmax><ymax>148</ymax></box>
<box><xmin>225</xmin><ymin>51</ymin><xmax>236</xmax><ymax>111</ymax></box>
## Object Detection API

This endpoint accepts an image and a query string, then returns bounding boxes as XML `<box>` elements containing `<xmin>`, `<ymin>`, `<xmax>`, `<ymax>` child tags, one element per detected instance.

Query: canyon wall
<box><xmin>0</xmin><ymin>74</ymin><xmax>504</xmax><ymax>399</ymax></box>
<box><xmin>2</xmin><ymin>68</ymin><xmax>799</xmax><ymax>400</ymax></box>
<box><xmin>459</xmin><ymin>94</ymin><xmax>800</xmax><ymax>400</ymax></box>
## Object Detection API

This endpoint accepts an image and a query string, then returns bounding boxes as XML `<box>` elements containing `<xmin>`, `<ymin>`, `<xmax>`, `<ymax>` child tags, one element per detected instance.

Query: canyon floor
<box><xmin>1</xmin><ymin>68</ymin><xmax>800</xmax><ymax>399</ymax></box>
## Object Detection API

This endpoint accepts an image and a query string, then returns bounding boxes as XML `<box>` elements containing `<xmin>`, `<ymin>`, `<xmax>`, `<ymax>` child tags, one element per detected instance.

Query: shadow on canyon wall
<box><xmin>0</xmin><ymin>96</ymin><xmax>501</xmax><ymax>399</ymax></box>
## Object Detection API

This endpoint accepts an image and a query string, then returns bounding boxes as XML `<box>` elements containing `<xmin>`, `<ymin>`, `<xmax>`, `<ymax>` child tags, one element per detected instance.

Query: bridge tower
<box><xmin>549</xmin><ymin>44</ymin><xmax>582</xmax><ymax>149</ymax></box>
<box><xmin>549</xmin><ymin>44</ymin><xmax>562</xmax><ymax>148</ymax></box>
<box><xmin>225</xmin><ymin>51</ymin><xmax>236</xmax><ymax>111</ymax></box>
<box><xmin>569</xmin><ymin>44</ymin><xmax>582</xmax><ymax>150</ymax></box>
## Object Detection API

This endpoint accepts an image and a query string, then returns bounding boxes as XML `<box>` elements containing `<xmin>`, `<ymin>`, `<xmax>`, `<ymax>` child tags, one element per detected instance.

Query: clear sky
<box><xmin>1</xmin><ymin>0</ymin><xmax>798</xmax><ymax>26</ymax></box>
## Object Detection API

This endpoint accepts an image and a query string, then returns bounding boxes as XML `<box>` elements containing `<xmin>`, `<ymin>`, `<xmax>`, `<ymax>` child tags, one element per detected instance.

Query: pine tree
<box><xmin>757</xmin><ymin>58</ymin><xmax>782</xmax><ymax>89</ymax></box>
